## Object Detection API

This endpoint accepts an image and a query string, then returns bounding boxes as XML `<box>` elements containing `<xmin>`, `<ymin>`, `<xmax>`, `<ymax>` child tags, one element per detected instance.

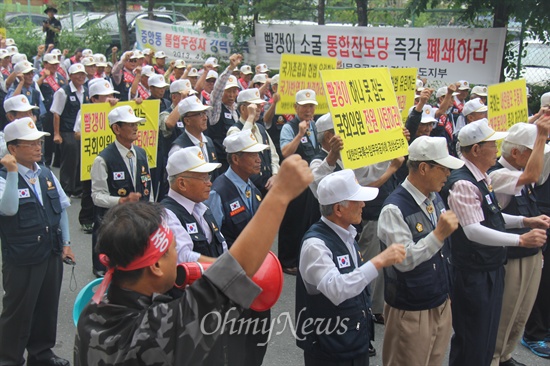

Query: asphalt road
<box><xmin>0</xmin><ymin>171</ymin><xmax>549</xmax><ymax>365</ymax></box>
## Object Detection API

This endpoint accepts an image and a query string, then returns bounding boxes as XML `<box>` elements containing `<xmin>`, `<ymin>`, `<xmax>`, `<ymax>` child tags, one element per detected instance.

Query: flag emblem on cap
<box><xmin>28</xmin><ymin>121</ymin><xmax>35</xmax><ymax>129</ymax></box>
<box><xmin>425</xmin><ymin>108</ymin><xmax>430</xmax><ymax>114</ymax></box>
<box><xmin>105</xmin><ymin>82</ymin><xmax>110</xmax><ymax>88</ymax></box>
<box><xmin>128</xmin><ymin>108</ymin><xmax>133</xmax><ymax>114</ymax></box>
<box><xmin>186</xmin><ymin>223</ymin><xmax>198</xmax><ymax>234</ymax></box>
<box><xmin>197</xmin><ymin>151</ymin><xmax>204</xmax><ymax>160</ymax></box>
<box><xmin>195</xmin><ymin>98</ymin><xmax>201</xmax><ymax>104</ymax></box>
<box><xmin>255</xmin><ymin>91</ymin><xmax>260</xmax><ymax>97</ymax></box>
<box><xmin>305</xmin><ymin>92</ymin><xmax>311</xmax><ymax>97</ymax></box>
<box><xmin>337</xmin><ymin>255</ymin><xmax>350</xmax><ymax>268</ymax></box>
<box><xmin>21</xmin><ymin>97</ymin><xmax>27</xmax><ymax>103</ymax></box>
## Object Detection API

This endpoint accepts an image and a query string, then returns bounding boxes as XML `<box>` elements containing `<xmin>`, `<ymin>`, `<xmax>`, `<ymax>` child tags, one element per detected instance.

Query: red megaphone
<box><xmin>174</xmin><ymin>251</ymin><xmax>283</xmax><ymax>312</ymax></box>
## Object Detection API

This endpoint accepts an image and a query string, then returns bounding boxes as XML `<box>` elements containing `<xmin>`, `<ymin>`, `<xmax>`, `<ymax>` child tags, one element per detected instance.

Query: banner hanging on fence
<box><xmin>80</xmin><ymin>100</ymin><xmax>160</xmax><ymax>181</ymax></box>
<box><xmin>276</xmin><ymin>54</ymin><xmax>337</xmax><ymax>114</ymax></box>
<box><xmin>320</xmin><ymin>67</ymin><xmax>409</xmax><ymax>169</ymax></box>
<box><xmin>487</xmin><ymin>79</ymin><xmax>528</xmax><ymax>132</ymax></box>
<box><xmin>135</xmin><ymin>19</ymin><xmax>248</xmax><ymax>63</ymax></box>
<box><xmin>256</xmin><ymin>24</ymin><xmax>506</xmax><ymax>87</ymax></box>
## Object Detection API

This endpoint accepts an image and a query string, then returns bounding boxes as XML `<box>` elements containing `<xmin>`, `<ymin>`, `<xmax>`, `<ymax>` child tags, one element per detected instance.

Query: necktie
<box><xmin>424</xmin><ymin>199</ymin><xmax>437</xmax><ymax>228</ymax></box>
<box><xmin>245</xmin><ymin>184</ymin><xmax>253</xmax><ymax>213</ymax></box>
<box><xmin>193</xmin><ymin>205</ymin><xmax>212</xmax><ymax>243</ymax></box>
<box><xmin>126</xmin><ymin>150</ymin><xmax>135</xmax><ymax>184</ymax></box>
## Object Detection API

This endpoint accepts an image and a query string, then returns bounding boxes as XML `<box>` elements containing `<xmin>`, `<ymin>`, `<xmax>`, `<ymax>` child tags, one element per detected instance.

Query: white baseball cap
<box><xmin>296</xmin><ymin>89</ymin><xmax>318</xmax><ymax>105</ymax></box>
<box><xmin>540</xmin><ymin>92</ymin><xmax>550</xmax><ymax>107</ymax></box>
<box><xmin>141</xmin><ymin>65</ymin><xmax>155</xmax><ymax>77</ymax></box>
<box><xmin>504</xmin><ymin>122</ymin><xmax>550</xmax><ymax>153</ymax></box>
<box><xmin>133</xmin><ymin>50</ymin><xmax>144</xmax><ymax>59</ymax></box>
<box><xmin>167</xmin><ymin>146</ymin><xmax>221</xmax><ymax>176</ymax></box>
<box><xmin>170</xmin><ymin>79</ymin><xmax>196</xmax><ymax>95</ymax></box>
<box><xmin>93</xmin><ymin>53</ymin><xmax>108</xmax><ymax>67</ymax></box>
<box><xmin>240</xmin><ymin>65</ymin><xmax>253</xmax><ymax>75</ymax></box>
<box><xmin>89</xmin><ymin>81</ymin><xmax>119</xmax><ymax>97</ymax></box>
<box><xmin>252</xmin><ymin>74</ymin><xmax>267</xmax><ymax>84</ymax></box>
<box><xmin>154</xmin><ymin>51</ymin><xmax>166</xmax><ymax>59</ymax></box>
<box><xmin>223</xmin><ymin>130</ymin><xmax>268</xmax><ymax>153</ymax></box>
<box><xmin>4</xmin><ymin>117</ymin><xmax>50</xmax><ymax>142</ymax></box>
<box><xmin>142</xmin><ymin>48</ymin><xmax>152</xmax><ymax>56</ymax></box>
<box><xmin>0</xmin><ymin>49</ymin><xmax>9</xmax><ymax>59</ymax></box>
<box><xmin>205</xmin><ymin>57</ymin><xmax>219</xmax><ymax>67</ymax></box>
<box><xmin>420</xmin><ymin>105</ymin><xmax>437</xmax><ymax>123</ymax></box>
<box><xmin>5</xmin><ymin>38</ymin><xmax>16</xmax><ymax>47</ymax></box>
<box><xmin>4</xmin><ymin>95</ymin><xmax>39</xmax><ymax>112</ymax></box>
<box><xmin>463</xmin><ymin>98</ymin><xmax>488</xmax><ymax>116</ymax></box>
<box><xmin>188</xmin><ymin>68</ymin><xmax>199</xmax><ymax>77</ymax></box>
<box><xmin>81</xmin><ymin>56</ymin><xmax>96</xmax><ymax>67</ymax></box>
<box><xmin>271</xmin><ymin>74</ymin><xmax>280</xmax><ymax>85</ymax></box>
<box><xmin>43</xmin><ymin>53</ymin><xmax>59</xmax><ymax>64</ymax></box>
<box><xmin>315</xmin><ymin>113</ymin><xmax>333</xmax><ymax>133</ymax></box>
<box><xmin>50</xmin><ymin>49</ymin><xmax>62</xmax><ymax>55</ymax></box>
<box><xmin>436</xmin><ymin>86</ymin><xmax>448</xmax><ymax>98</ymax></box>
<box><xmin>458</xmin><ymin>118</ymin><xmax>508</xmax><ymax>147</ymax></box>
<box><xmin>237</xmin><ymin>88</ymin><xmax>263</xmax><ymax>104</ymax></box>
<box><xmin>457</xmin><ymin>80</ymin><xmax>470</xmax><ymax>90</ymax></box>
<box><xmin>174</xmin><ymin>59</ymin><xmax>186</xmax><ymax>69</ymax></box>
<box><xmin>14</xmin><ymin>60</ymin><xmax>35</xmax><ymax>74</ymax></box>
<box><xmin>11</xmin><ymin>53</ymin><xmax>27</xmax><ymax>64</ymax></box>
<box><xmin>148</xmin><ymin>74</ymin><xmax>169</xmax><ymax>88</ymax></box>
<box><xmin>177</xmin><ymin>95</ymin><xmax>211</xmax><ymax>116</ymax></box>
<box><xmin>224</xmin><ymin>75</ymin><xmax>239</xmax><ymax>90</ymax></box>
<box><xmin>470</xmin><ymin>85</ymin><xmax>488</xmax><ymax>97</ymax></box>
<box><xmin>409</xmin><ymin>136</ymin><xmax>464</xmax><ymax>169</ymax></box>
<box><xmin>6</xmin><ymin>46</ymin><xmax>18</xmax><ymax>56</ymax></box>
<box><xmin>69</xmin><ymin>63</ymin><xmax>86</xmax><ymax>75</ymax></box>
<box><xmin>206</xmin><ymin>70</ymin><xmax>218</xmax><ymax>80</ymax></box>
<box><xmin>416</xmin><ymin>79</ymin><xmax>425</xmax><ymax>91</ymax></box>
<box><xmin>82</xmin><ymin>49</ymin><xmax>93</xmax><ymax>57</ymax></box>
<box><xmin>255</xmin><ymin>63</ymin><xmax>269</xmax><ymax>73</ymax></box>
<box><xmin>108</xmin><ymin>106</ymin><xmax>146</xmax><ymax>126</ymax></box>
<box><xmin>317</xmin><ymin>169</ymin><xmax>379</xmax><ymax>205</ymax></box>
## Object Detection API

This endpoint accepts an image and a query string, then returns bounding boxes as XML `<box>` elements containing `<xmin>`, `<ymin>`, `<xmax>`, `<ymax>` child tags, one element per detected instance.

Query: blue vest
<box><xmin>289</xmin><ymin>117</ymin><xmax>318</xmax><ymax>163</ymax></box>
<box><xmin>381</xmin><ymin>185</ymin><xmax>451</xmax><ymax>311</ymax></box>
<box><xmin>205</xmin><ymin>104</ymin><xmax>237</xmax><ymax>168</ymax></box>
<box><xmin>489</xmin><ymin>162</ymin><xmax>541</xmax><ymax>259</ymax></box>
<box><xmin>59</xmin><ymin>84</ymin><xmax>88</xmax><ymax>132</ymax></box>
<box><xmin>210</xmin><ymin>174</ymin><xmax>261</xmax><ymax>247</ymax></box>
<box><xmin>295</xmin><ymin>220</ymin><xmax>370</xmax><ymax>361</ymax></box>
<box><xmin>441</xmin><ymin>166</ymin><xmax>507</xmax><ymax>271</ymax></box>
<box><xmin>233</xmin><ymin>121</ymin><xmax>273</xmax><ymax>188</ymax></box>
<box><xmin>160</xmin><ymin>196</ymin><xmax>225</xmax><ymax>258</ymax></box>
<box><xmin>171</xmin><ymin>132</ymin><xmax>220</xmax><ymax>182</ymax></box>
<box><xmin>0</xmin><ymin>167</ymin><xmax>63</xmax><ymax>265</ymax></box>
<box><xmin>94</xmin><ymin>143</ymin><xmax>151</xmax><ymax>220</ymax></box>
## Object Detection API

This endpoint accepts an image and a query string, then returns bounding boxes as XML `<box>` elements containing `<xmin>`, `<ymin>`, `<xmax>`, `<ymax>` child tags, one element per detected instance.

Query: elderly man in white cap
<box><xmin>430</xmin><ymin>84</ymin><xmax>458</xmax><ymax>152</ymax></box>
<box><xmin>470</xmin><ymin>85</ymin><xmax>488</xmax><ymax>104</ymax></box>
<box><xmin>0</xmin><ymin>117</ymin><xmax>73</xmax><ymax>366</ymax></box>
<box><xmin>204</xmin><ymin>53</ymin><xmax>242</xmax><ymax>172</ymax></box>
<box><xmin>238</xmin><ymin>64</ymin><xmax>253</xmax><ymax>90</ymax></box>
<box><xmin>6</xmin><ymin>61</ymin><xmax>44</xmax><ymax>121</ymax></box>
<box><xmin>161</xmin><ymin>79</ymin><xmax>196</xmax><ymax>136</ymax></box>
<box><xmin>450</xmin><ymin>79</ymin><xmax>470</xmax><ymax>132</ymax></box>
<box><xmin>463</xmin><ymin>97</ymin><xmax>488</xmax><ymax>124</ymax></box>
<box><xmin>528</xmin><ymin>91</ymin><xmax>550</xmax><ymax>124</ymax></box>
<box><xmin>378</xmin><ymin>136</ymin><xmax>463</xmax><ymax>365</ymax></box>
<box><xmin>487</xmin><ymin>119</ymin><xmax>550</xmax><ymax>366</ymax></box>
<box><xmin>128</xmin><ymin>64</ymin><xmax>154</xmax><ymax>100</ymax></box>
<box><xmin>440</xmin><ymin>119</ymin><xmax>548</xmax><ymax>366</ymax></box>
<box><xmin>165</xmin><ymin>59</ymin><xmax>187</xmax><ymax>83</ymax></box>
<box><xmin>110</xmin><ymin>50</ymin><xmax>139</xmax><ymax>101</ymax></box>
<box><xmin>152</xmin><ymin>50</ymin><xmax>166</xmax><ymax>75</ymax></box>
<box><xmin>227</xmin><ymin>88</ymin><xmax>279</xmax><ymax>195</ymax></box>
<box><xmin>207</xmin><ymin>129</ymin><xmax>271</xmax><ymax>366</ymax></box>
<box><xmin>90</xmin><ymin>106</ymin><xmax>153</xmax><ymax>277</ymax></box>
<box><xmin>296</xmin><ymin>169</ymin><xmax>406</xmax><ymax>366</ymax></box>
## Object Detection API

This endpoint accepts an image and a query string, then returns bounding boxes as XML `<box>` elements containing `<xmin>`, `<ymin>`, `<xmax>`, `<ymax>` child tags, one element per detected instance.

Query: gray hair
<box><xmin>320</xmin><ymin>200</ymin><xmax>349</xmax><ymax>217</ymax></box>
<box><xmin>501</xmin><ymin>140</ymin><xmax>528</xmax><ymax>158</ymax></box>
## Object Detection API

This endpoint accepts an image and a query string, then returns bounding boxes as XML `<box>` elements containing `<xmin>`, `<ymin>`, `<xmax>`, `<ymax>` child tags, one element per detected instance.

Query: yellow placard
<box><xmin>80</xmin><ymin>100</ymin><xmax>160</xmax><ymax>181</ymax></box>
<box><xmin>389</xmin><ymin>68</ymin><xmax>417</xmax><ymax>122</ymax></box>
<box><xmin>276</xmin><ymin>54</ymin><xmax>337</xmax><ymax>115</ymax></box>
<box><xmin>320</xmin><ymin>67</ymin><xmax>409</xmax><ymax>170</ymax></box>
<box><xmin>487</xmin><ymin>79</ymin><xmax>528</xmax><ymax>132</ymax></box>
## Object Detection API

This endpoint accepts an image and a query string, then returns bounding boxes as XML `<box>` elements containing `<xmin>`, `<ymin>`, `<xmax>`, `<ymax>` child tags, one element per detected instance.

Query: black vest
<box><xmin>288</xmin><ymin>117</ymin><xmax>318</xmax><ymax>163</ymax></box>
<box><xmin>0</xmin><ymin>167</ymin><xmax>63</xmax><ymax>265</ymax></box>
<box><xmin>210</xmin><ymin>174</ymin><xmax>261</xmax><ymax>247</ymax></box>
<box><xmin>441</xmin><ymin>165</ymin><xmax>507</xmax><ymax>271</ymax></box>
<box><xmin>489</xmin><ymin>162</ymin><xmax>541</xmax><ymax>259</ymax></box>
<box><xmin>59</xmin><ymin>84</ymin><xmax>88</xmax><ymax>132</ymax></box>
<box><xmin>171</xmin><ymin>132</ymin><xmax>220</xmax><ymax>182</ymax></box>
<box><xmin>233</xmin><ymin>121</ymin><xmax>273</xmax><ymax>188</ymax></box>
<box><xmin>160</xmin><ymin>196</ymin><xmax>225</xmax><ymax>258</ymax></box>
<box><xmin>535</xmin><ymin>175</ymin><xmax>550</xmax><ymax>216</ymax></box>
<box><xmin>295</xmin><ymin>220</ymin><xmax>370</xmax><ymax>360</ymax></box>
<box><xmin>94</xmin><ymin>143</ymin><xmax>151</xmax><ymax>220</ymax></box>
<box><xmin>205</xmin><ymin>104</ymin><xmax>237</xmax><ymax>167</ymax></box>
<box><xmin>381</xmin><ymin>186</ymin><xmax>451</xmax><ymax>310</ymax></box>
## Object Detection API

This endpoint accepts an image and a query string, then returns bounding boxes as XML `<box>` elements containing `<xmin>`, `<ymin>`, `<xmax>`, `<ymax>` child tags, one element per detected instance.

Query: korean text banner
<box><xmin>256</xmin><ymin>24</ymin><xmax>506</xmax><ymax>87</ymax></box>
<box><xmin>136</xmin><ymin>19</ymin><xmax>247</xmax><ymax>63</ymax></box>
<box><xmin>487</xmin><ymin>79</ymin><xmax>528</xmax><ymax>132</ymax></box>
<box><xmin>389</xmin><ymin>68</ymin><xmax>417</xmax><ymax>122</ymax></box>
<box><xmin>80</xmin><ymin>100</ymin><xmax>160</xmax><ymax>181</ymax></box>
<box><xmin>276</xmin><ymin>54</ymin><xmax>337</xmax><ymax>114</ymax></box>
<box><xmin>320</xmin><ymin>67</ymin><xmax>409</xmax><ymax>169</ymax></box>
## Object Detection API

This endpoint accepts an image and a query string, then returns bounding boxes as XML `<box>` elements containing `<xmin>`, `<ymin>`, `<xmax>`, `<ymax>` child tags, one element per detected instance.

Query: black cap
<box><xmin>44</xmin><ymin>6</ymin><xmax>58</xmax><ymax>14</ymax></box>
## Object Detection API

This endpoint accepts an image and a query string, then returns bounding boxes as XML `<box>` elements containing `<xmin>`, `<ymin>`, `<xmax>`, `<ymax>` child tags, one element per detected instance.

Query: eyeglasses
<box><xmin>128</xmin><ymin>59</ymin><xmax>138</xmax><ymax>63</ymax></box>
<box><xmin>180</xmin><ymin>174</ymin><xmax>211</xmax><ymax>183</ymax></box>
<box><xmin>17</xmin><ymin>139</ymin><xmax>44</xmax><ymax>148</ymax></box>
<box><xmin>185</xmin><ymin>111</ymin><xmax>207</xmax><ymax>118</ymax></box>
<box><xmin>427</xmin><ymin>163</ymin><xmax>450</xmax><ymax>172</ymax></box>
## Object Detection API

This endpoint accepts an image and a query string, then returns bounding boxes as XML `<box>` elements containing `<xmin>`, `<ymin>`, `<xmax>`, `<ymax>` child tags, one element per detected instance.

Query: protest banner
<box><xmin>487</xmin><ymin>79</ymin><xmax>528</xmax><ymax>132</ymax></box>
<box><xmin>320</xmin><ymin>67</ymin><xmax>409</xmax><ymax>169</ymax></box>
<box><xmin>135</xmin><ymin>19</ymin><xmax>248</xmax><ymax>63</ymax></box>
<box><xmin>276</xmin><ymin>54</ymin><xmax>337</xmax><ymax>114</ymax></box>
<box><xmin>256</xmin><ymin>24</ymin><xmax>506</xmax><ymax>87</ymax></box>
<box><xmin>389</xmin><ymin>67</ymin><xmax>417</xmax><ymax>122</ymax></box>
<box><xmin>80</xmin><ymin>100</ymin><xmax>160</xmax><ymax>181</ymax></box>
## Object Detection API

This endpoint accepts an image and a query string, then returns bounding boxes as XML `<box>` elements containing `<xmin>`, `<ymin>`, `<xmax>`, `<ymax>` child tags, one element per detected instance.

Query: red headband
<box><xmin>92</xmin><ymin>221</ymin><xmax>174</xmax><ymax>304</ymax></box>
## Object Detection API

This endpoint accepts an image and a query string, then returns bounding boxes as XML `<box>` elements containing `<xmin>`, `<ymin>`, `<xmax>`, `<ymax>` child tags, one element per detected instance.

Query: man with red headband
<box><xmin>74</xmin><ymin>155</ymin><xmax>312</xmax><ymax>364</ymax></box>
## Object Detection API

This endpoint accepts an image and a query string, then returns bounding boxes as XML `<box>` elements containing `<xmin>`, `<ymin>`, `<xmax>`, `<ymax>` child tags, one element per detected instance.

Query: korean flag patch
<box><xmin>177</xmin><ymin>121</ymin><xmax>184</xmax><ymax>128</ymax></box>
<box><xmin>337</xmin><ymin>254</ymin><xmax>351</xmax><ymax>268</ymax></box>
<box><xmin>230</xmin><ymin>201</ymin><xmax>241</xmax><ymax>211</ymax></box>
<box><xmin>113</xmin><ymin>171</ymin><xmax>125</xmax><ymax>180</ymax></box>
<box><xmin>186</xmin><ymin>223</ymin><xmax>198</xmax><ymax>234</ymax></box>
<box><xmin>18</xmin><ymin>188</ymin><xmax>30</xmax><ymax>198</ymax></box>
<box><xmin>300</xmin><ymin>136</ymin><xmax>308</xmax><ymax>143</ymax></box>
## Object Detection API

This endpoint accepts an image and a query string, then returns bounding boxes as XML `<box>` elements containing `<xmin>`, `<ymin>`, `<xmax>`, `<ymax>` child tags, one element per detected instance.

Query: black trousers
<box><xmin>59</xmin><ymin>131</ymin><xmax>82</xmax><ymax>196</ymax></box>
<box><xmin>278</xmin><ymin>188</ymin><xmax>320</xmax><ymax>268</ymax></box>
<box><xmin>524</xmin><ymin>245</ymin><xmax>550</xmax><ymax>341</ymax></box>
<box><xmin>449</xmin><ymin>266</ymin><xmax>505</xmax><ymax>366</ymax></box>
<box><xmin>304</xmin><ymin>351</ymin><xmax>369</xmax><ymax>366</ymax></box>
<box><xmin>0</xmin><ymin>254</ymin><xmax>63</xmax><ymax>365</ymax></box>
<box><xmin>79</xmin><ymin>179</ymin><xmax>94</xmax><ymax>225</ymax></box>
<box><xmin>42</xmin><ymin>113</ymin><xmax>55</xmax><ymax>167</ymax></box>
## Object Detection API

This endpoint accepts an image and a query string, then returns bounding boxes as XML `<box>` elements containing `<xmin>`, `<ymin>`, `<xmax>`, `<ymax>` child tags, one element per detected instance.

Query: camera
<box><xmin>63</xmin><ymin>257</ymin><xmax>76</xmax><ymax>265</ymax></box>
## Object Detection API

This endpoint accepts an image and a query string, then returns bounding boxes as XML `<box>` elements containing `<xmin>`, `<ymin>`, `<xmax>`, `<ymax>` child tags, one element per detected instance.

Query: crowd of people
<box><xmin>0</xmin><ymin>7</ymin><xmax>549</xmax><ymax>366</ymax></box>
